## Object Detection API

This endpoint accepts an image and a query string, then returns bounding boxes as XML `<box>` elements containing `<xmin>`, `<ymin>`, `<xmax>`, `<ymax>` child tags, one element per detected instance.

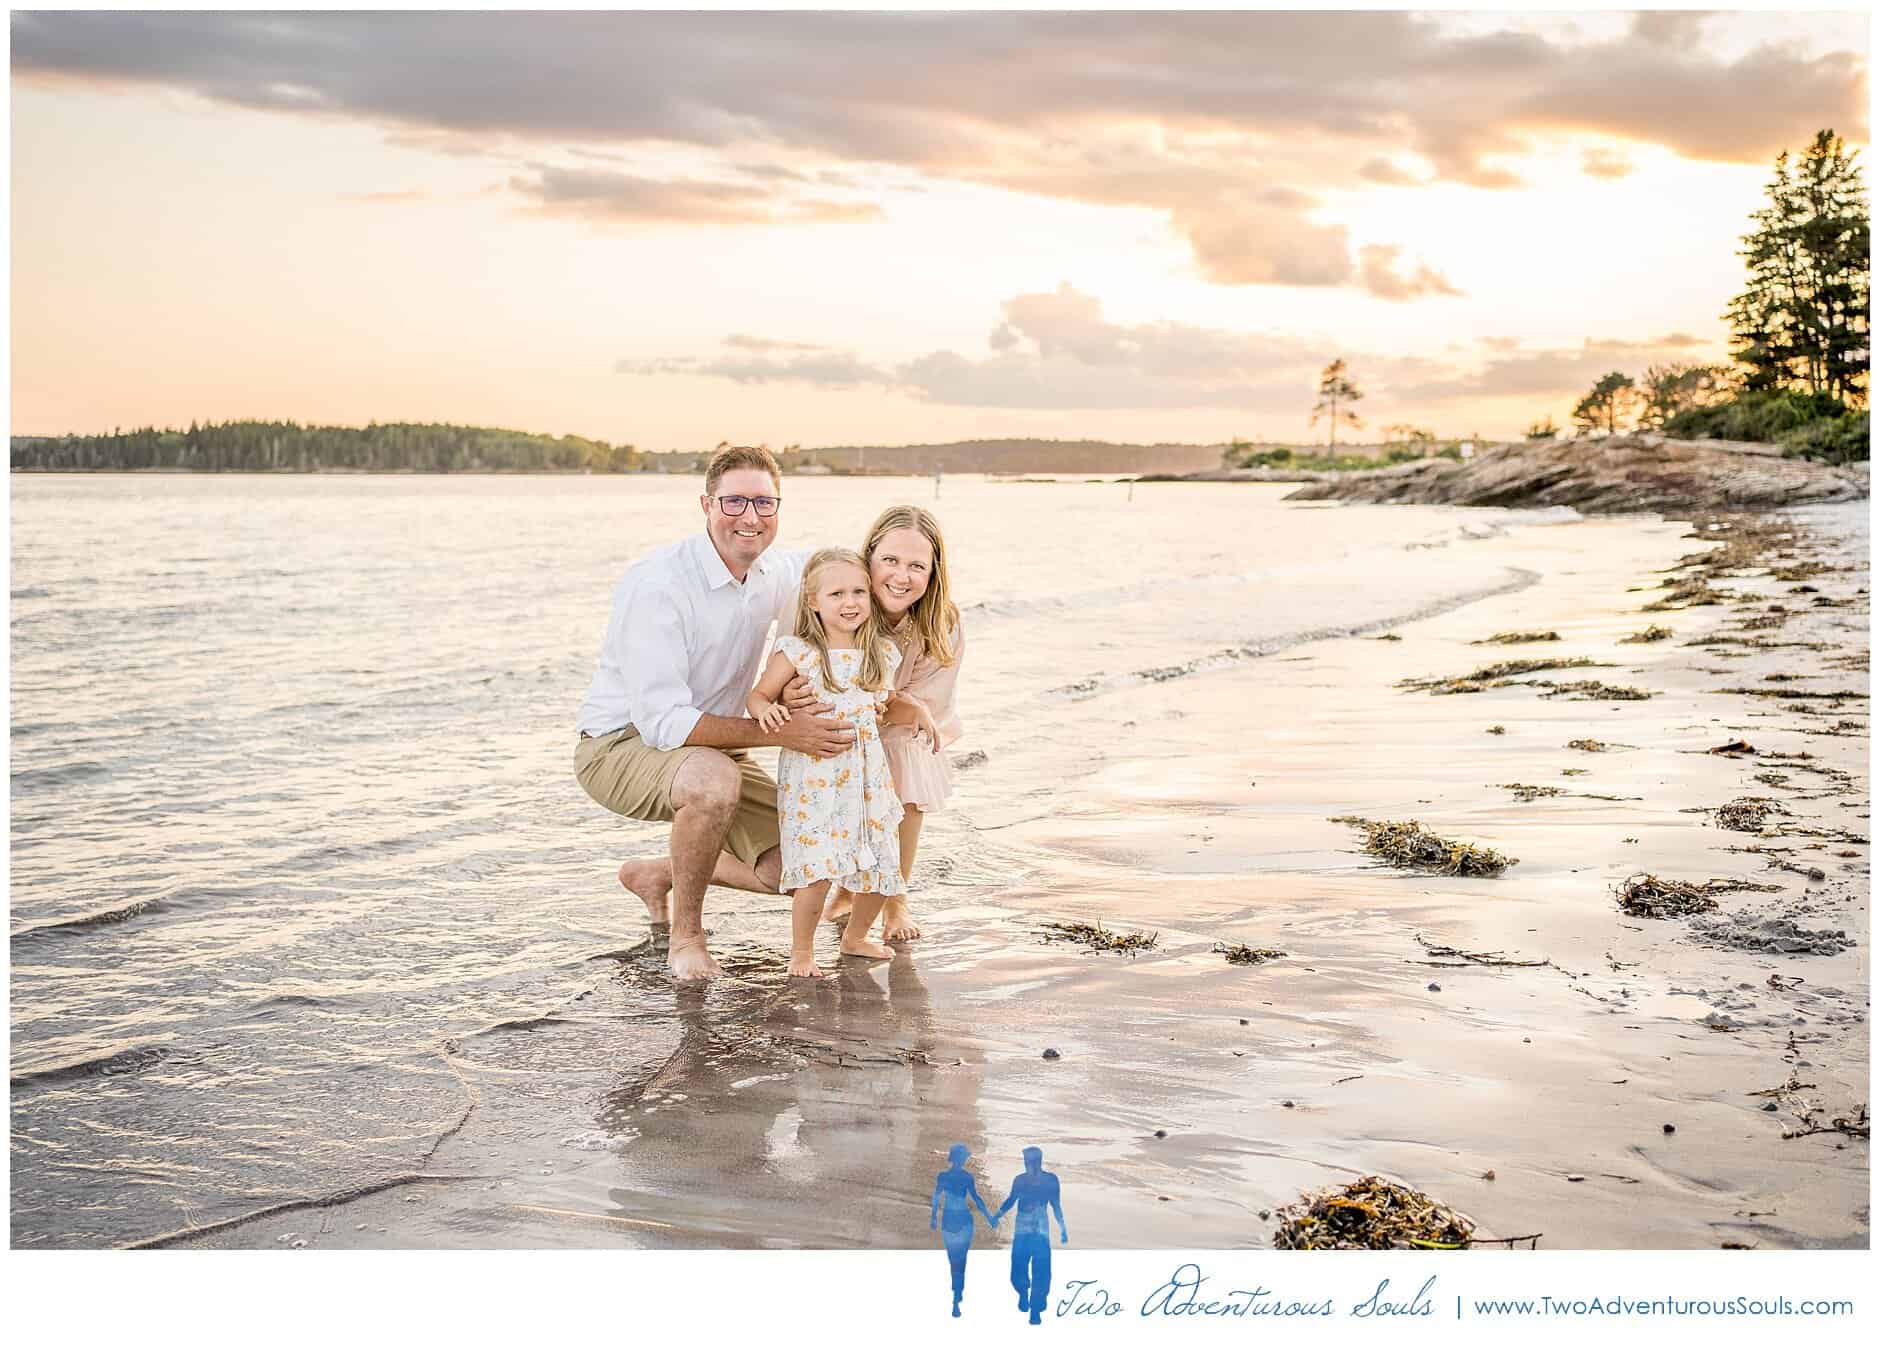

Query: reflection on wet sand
<box><xmin>589</xmin><ymin>941</ymin><xmax>988</xmax><ymax>1247</ymax></box>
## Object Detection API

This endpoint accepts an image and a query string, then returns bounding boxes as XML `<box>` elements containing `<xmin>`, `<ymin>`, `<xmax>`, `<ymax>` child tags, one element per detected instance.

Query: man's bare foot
<box><xmin>618</xmin><ymin>859</ymin><xmax>673</xmax><ymax>926</ymax></box>
<box><xmin>667</xmin><ymin>938</ymin><xmax>721</xmax><ymax>980</ymax></box>
<box><xmin>788</xmin><ymin>951</ymin><xmax>824</xmax><ymax>978</ymax></box>
<box><xmin>838</xmin><ymin>934</ymin><xmax>895</xmax><ymax>961</ymax></box>
<box><xmin>820</xmin><ymin>887</ymin><xmax>854</xmax><ymax>924</ymax></box>
<box><xmin>878</xmin><ymin>896</ymin><xmax>921</xmax><ymax>941</ymax></box>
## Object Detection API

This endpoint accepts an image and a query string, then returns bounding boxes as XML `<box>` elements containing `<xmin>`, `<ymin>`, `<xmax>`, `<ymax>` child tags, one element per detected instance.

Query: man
<box><xmin>574</xmin><ymin>446</ymin><xmax>855</xmax><ymax>980</ymax></box>
<box><xmin>995</xmin><ymin>1146</ymin><xmax>1068</xmax><ymax>1325</ymax></box>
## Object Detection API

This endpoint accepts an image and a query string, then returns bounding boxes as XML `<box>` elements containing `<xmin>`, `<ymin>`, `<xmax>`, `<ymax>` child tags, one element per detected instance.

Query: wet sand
<box><xmin>178</xmin><ymin>504</ymin><xmax>1868</xmax><ymax>1251</ymax></box>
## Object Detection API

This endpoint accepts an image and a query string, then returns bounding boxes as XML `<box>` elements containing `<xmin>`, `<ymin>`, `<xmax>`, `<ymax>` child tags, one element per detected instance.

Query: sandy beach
<box><xmin>151</xmin><ymin>495</ymin><xmax>1867</xmax><ymax>1252</ymax></box>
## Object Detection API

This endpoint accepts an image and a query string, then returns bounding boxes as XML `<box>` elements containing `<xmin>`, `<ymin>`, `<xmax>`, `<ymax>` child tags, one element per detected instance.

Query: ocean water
<box><xmin>9</xmin><ymin>472</ymin><xmax>1579</xmax><ymax>1247</ymax></box>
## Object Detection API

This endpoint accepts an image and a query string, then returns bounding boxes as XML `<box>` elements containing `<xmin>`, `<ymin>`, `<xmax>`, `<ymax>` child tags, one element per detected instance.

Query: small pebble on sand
<box><xmin>1282</xmin><ymin>1100</ymin><xmax>1295</xmax><ymax>1109</ymax></box>
<box><xmin>1042</xmin><ymin>1048</ymin><xmax>1061</xmax><ymax>1060</ymax></box>
<box><xmin>1428</xmin><ymin>983</ymin><xmax>1442</xmax><ymax>992</ymax></box>
<box><xmin>1663</xmin><ymin>1123</ymin><xmax>1676</xmax><ymax>1134</ymax></box>
<box><xmin>1154</xmin><ymin>1130</ymin><xmax>1167</xmax><ymax>1139</ymax></box>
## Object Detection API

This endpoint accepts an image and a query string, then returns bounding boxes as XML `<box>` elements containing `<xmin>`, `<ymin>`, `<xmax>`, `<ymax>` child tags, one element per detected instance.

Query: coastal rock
<box><xmin>1280</xmin><ymin>435</ymin><xmax>1869</xmax><ymax>513</ymax></box>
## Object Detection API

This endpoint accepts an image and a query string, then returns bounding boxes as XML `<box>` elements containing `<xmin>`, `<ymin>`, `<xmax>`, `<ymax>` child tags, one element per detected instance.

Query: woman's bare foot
<box><xmin>666</xmin><ymin>937</ymin><xmax>721</xmax><ymax>980</ymax></box>
<box><xmin>878</xmin><ymin>895</ymin><xmax>921</xmax><ymax>941</ymax></box>
<box><xmin>820</xmin><ymin>888</ymin><xmax>854</xmax><ymax>924</ymax></box>
<box><xmin>788</xmin><ymin>951</ymin><xmax>824</xmax><ymax>978</ymax></box>
<box><xmin>618</xmin><ymin>859</ymin><xmax>673</xmax><ymax>927</ymax></box>
<box><xmin>838</xmin><ymin>933</ymin><xmax>895</xmax><ymax>961</ymax></box>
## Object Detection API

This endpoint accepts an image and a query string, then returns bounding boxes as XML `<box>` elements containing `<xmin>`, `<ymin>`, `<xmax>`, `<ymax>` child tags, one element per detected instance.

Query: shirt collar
<box><xmin>690</xmin><ymin>533</ymin><xmax>740</xmax><ymax>591</ymax></box>
<box><xmin>691</xmin><ymin>532</ymin><xmax>782</xmax><ymax>589</ymax></box>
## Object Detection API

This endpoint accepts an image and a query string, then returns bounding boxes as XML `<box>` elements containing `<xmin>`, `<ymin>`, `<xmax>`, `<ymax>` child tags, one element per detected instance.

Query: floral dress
<box><xmin>775</xmin><ymin>635</ymin><xmax>906</xmax><ymax>894</ymax></box>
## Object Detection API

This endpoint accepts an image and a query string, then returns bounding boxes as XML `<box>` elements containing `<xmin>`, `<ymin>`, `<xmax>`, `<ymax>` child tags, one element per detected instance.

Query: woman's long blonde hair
<box><xmin>792</xmin><ymin>548</ymin><xmax>893</xmax><ymax>694</ymax></box>
<box><xmin>861</xmin><ymin>505</ymin><xmax>959</xmax><ymax>668</ymax></box>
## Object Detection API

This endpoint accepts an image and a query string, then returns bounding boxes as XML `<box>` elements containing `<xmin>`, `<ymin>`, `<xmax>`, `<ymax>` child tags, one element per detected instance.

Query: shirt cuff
<box><xmin>641</xmin><ymin>705</ymin><xmax>705</xmax><ymax>751</ymax></box>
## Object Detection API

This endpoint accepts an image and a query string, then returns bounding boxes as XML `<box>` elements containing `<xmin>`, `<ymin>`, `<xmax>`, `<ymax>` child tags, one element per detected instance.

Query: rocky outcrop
<box><xmin>1280</xmin><ymin>434</ymin><xmax>1869</xmax><ymax>513</ymax></box>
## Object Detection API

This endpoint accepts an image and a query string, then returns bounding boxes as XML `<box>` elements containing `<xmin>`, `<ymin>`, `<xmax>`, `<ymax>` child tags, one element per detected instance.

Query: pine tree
<box><xmin>1309</xmin><ymin>359</ymin><xmax>1364</xmax><ymax>454</ymax></box>
<box><xmin>1726</xmin><ymin>130</ymin><xmax>1870</xmax><ymax>405</ymax></box>
<box><xmin>1572</xmin><ymin>372</ymin><xmax>1638</xmax><ymax>435</ymax></box>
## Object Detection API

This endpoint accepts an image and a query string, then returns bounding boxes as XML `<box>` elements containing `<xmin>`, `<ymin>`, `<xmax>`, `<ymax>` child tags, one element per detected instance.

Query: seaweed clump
<box><xmin>1472</xmin><ymin>630</ymin><xmax>1561</xmax><ymax>646</ymax></box>
<box><xmin>1332</xmin><ymin>816</ymin><xmax>1514</xmax><ymax>877</ymax></box>
<box><xmin>1615</xmin><ymin>873</ymin><xmax>1718</xmax><ymax>919</ymax></box>
<box><xmin>1642</xmin><ymin>583</ymin><xmax>1726</xmax><ymax>612</ymax></box>
<box><xmin>1717</xmin><ymin>797</ymin><xmax>1786</xmax><ymax>832</ymax></box>
<box><xmin>1398</xmin><ymin>657</ymin><xmax>1608</xmax><ymax>695</ymax></box>
<box><xmin>1620</xmin><ymin>625</ymin><xmax>1674</xmax><ymax>644</ymax></box>
<box><xmin>1534</xmin><ymin>680</ymin><xmax>1652</xmax><ymax>701</ymax></box>
<box><xmin>1501</xmin><ymin>784</ymin><xmax>1565</xmax><ymax>802</ymax></box>
<box><xmin>1273</xmin><ymin>1176</ymin><xmax>1476</xmax><ymax>1250</ymax></box>
<box><xmin>1214</xmin><ymin>943</ymin><xmax>1287</xmax><ymax>965</ymax></box>
<box><xmin>1038</xmin><ymin>921</ymin><xmax>1158</xmax><ymax>955</ymax></box>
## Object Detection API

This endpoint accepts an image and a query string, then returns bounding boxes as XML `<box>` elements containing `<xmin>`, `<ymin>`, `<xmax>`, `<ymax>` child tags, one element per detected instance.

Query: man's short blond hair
<box><xmin>705</xmin><ymin>444</ymin><xmax>782</xmax><ymax>493</ymax></box>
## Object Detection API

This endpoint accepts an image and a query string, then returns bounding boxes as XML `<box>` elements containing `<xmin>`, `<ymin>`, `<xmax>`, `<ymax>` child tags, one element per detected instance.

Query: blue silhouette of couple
<box><xmin>929</xmin><ymin>1144</ymin><xmax>1067</xmax><ymax>1323</ymax></box>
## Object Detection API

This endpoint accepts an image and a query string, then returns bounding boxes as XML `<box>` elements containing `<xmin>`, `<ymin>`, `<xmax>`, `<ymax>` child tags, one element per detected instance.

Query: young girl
<box><xmin>748</xmin><ymin>549</ymin><xmax>933</xmax><ymax>977</ymax></box>
<box><xmin>826</xmin><ymin>506</ymin><xmax>965</xmax><ymax>942</ymax></box>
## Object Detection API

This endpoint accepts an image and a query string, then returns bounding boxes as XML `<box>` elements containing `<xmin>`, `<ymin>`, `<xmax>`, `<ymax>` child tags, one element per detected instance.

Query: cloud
<box><xmin>16</xmin><ymin>13</ymin><xmax>1861</xmax><ymax>172</ymax></box>
<box><xmin>622</xmin><ymin>283</ymin><xmax>1716</xmax><ymax>417</ymax></box>
<box><xmin>1176</xmin><ymin>197</ymin><xmax>1354</xmax><ymax>287</ymax></box>
<box><xmin>1631</xmin><ymin>11</ymin><xmax>1713</xmax><ymax>50</ymax></box>
<box><xmin>1356</xmin><ymin>245</ymin><xmax>1463</xmax><ymax>301</ymax></box>
<box><xmin>1391</xmin><ymin>335</ymin><xmax>1716</xmax><ymax>402</ymax></box>
<box><xmin>1580</xmin><ymin>146</ymin><xmax>1636</xmax><ymax>179</ymax></box>
<box><xmin>1357</xmin><ymin>156</ymin><xmax>1424</xmax><ymax>186</ymax></box>
<box><xmin>17</xmin><ymin>12</ymin><xmax>1861</xmax><ymax>293</ymax></box>
<box><xmin>506</xmin><ymin>165</ymin><xmax>880</xmax><ymax>225</ymax></box>
<box><xmin>631</xmin><ymin>283</ymin><xmax>1335</xmax><ymax>410</ymax></box>
<box><xmin>723</xmin><ymin>334</ymin><xmax>836</xmax><ymax>353</ymax></box>
<box><xmin>619</xmin><ymin>352</ymin><xmax>887</xmax><ymax>390</ymax></box>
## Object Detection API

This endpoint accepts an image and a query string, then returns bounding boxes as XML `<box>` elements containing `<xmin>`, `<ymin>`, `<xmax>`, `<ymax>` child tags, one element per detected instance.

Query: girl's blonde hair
<box><xmin>861</xmin><ymin>505</ymin><xmax>959</xmax><ymax>668</ymax></box>
<box><xmin>793</xmin><ymin>548</ymin><xmax>893</xmax><ymax>694</ymax></box>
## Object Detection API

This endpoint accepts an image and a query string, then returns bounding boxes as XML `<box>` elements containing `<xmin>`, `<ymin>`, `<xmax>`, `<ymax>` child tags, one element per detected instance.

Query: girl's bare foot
<box><xmin>618</xmin><ymin>859</ymin><xmax>673</xmax><ymax>927</ymax></box>
<box><xmin>878</xmin><ymin>896</ymin><xmax>921</xmax><ymax>940</ymax></box>
<box><xmin>838</xmin><ymin>933</ymin><xmax>895</xmax><ymax>961</ymax></box>
<box><xmin>788</xmin><ymin>951</ymin><xmax>824</xmax><ymax>978</ymax></box>
<box><xmin>820</xmin><ymin>888</ymin><xmax>854</xmax><ymax>924</ymax></box>
<box><xmin>666</xmin><ymin>937</ymin><xmax>721</xmax><ymax>980</ymax></box>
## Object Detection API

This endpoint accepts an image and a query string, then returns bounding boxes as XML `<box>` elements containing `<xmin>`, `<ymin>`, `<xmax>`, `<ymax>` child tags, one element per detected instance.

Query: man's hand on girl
<box><xmin>780</xmin><ymin>673</ymin><xmax>827</xmax><ymax>713</ymax></box>
<box><xmin>776</xmin><ymin>707</ymin><xmax>857</xmax><ymax>758</ymax></box>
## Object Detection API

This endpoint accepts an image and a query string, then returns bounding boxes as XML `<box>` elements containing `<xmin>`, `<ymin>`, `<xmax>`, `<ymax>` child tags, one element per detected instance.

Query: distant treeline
<box><xmin>10</xmin><ymin>420</ymin><xmax>648</xmax><ymax>473</ymax></box>
<box><xmin>12</xmin><ymin>424</ymin><xmax>1236</xmax><ymax>476</ymax></box>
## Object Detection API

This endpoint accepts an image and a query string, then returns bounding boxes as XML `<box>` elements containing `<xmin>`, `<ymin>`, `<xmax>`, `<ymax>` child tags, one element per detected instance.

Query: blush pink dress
<box><xmin>881</xmin><ymin>618</ymin><xmax>965</xmax><ymax>812</ymax></box>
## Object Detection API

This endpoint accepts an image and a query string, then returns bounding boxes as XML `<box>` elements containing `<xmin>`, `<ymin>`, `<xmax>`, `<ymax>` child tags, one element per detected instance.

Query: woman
<box><xmin>824</xmin><ymin>505</ymin><xmax>964</xmax><ymax>941</ymax></box>
<box><xmin>931</xmin><ymin>1141</ymin><xmax>994</xmax><ymax>1317</ymax></box>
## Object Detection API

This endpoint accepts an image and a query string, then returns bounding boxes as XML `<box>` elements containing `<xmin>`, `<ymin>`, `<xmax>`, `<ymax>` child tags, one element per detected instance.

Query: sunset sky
<box><xmin>8</xmin><ymin>7</ymin><xmax>1870</xmax><ymax>448</ymax></box>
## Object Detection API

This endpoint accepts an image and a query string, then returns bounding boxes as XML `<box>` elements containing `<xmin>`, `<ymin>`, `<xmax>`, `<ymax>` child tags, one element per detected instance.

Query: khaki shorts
<box><xmin>573</xmin><ymin>726</ymin><xmax>780</xmax><ymax>869</ymax></box>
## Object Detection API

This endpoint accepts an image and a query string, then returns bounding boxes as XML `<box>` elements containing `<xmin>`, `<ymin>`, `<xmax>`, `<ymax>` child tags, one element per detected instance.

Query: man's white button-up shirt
<box><xmin>577</xmin><ymin>534</ymin><xmax>808</xmax><ymax>750</ymax></box>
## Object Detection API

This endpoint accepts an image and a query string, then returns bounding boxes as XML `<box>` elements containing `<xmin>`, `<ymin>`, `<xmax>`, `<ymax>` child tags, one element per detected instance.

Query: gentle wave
<box><xmin>9</xmin><ymin>759</ymin><xmax>113</xmax><ymax>794</ymax></box>
<box><xmin>1042</xmin><ymin>566</ymin><xmax>1542</xmax><ymax>701</ymax></box>
<box><xmin>9</xmin><ymin>893</ymin><xmax>183</xmax><ymax>941</ymax></box>
<box><xmin>10</xmin><ymin>1042</ymin><xmax>176</xmax><ymax>1090</ymax></box>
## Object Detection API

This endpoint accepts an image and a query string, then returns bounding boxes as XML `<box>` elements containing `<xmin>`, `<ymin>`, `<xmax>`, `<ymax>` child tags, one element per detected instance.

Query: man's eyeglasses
<box><xmin>712</xmin><ymin>495</ymin><xmax>781</xmax><ymax>517</ymax></box>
